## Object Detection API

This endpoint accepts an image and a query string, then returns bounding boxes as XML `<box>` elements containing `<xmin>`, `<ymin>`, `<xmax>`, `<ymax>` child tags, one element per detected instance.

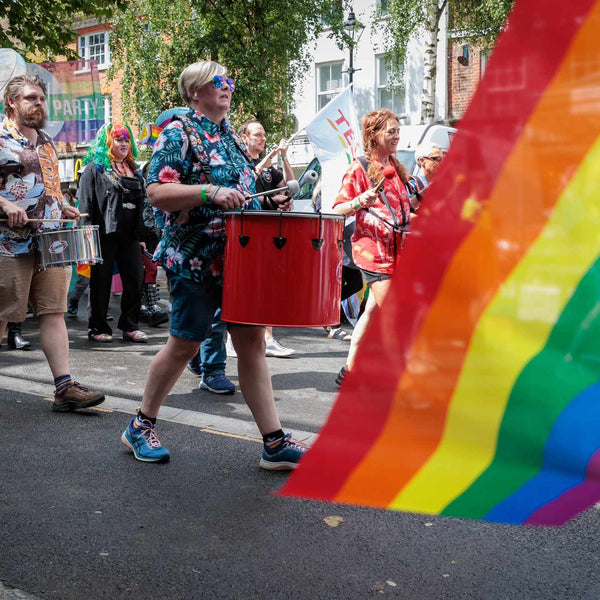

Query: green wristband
<box><xmin>200</xmin><ymin>186</ymin><xmax>208</xmax><ymax>204</ymax></box>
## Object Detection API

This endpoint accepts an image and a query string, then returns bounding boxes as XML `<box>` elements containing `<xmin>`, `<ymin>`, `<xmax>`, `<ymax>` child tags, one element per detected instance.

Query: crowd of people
<box><xmin>0</xmin><ymin>62</ymin><xmax>443</xmax><ymax>470</ymax></box>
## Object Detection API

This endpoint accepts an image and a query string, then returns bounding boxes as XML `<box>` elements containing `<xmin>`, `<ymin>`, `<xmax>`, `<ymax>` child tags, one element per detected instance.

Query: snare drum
<box><xmin>36</xmin><ymin>225</ymin><xmax>103</xmax><ymax>270</ymax></box>
<box><xmin>222</xmin><ymin>211</ymin><xmax>344</xmax><ymax>327</ymax></box>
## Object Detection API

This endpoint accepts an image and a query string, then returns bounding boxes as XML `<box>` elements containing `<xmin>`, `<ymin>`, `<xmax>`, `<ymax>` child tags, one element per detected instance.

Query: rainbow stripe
<box><xmin>280</xmin><ymin>0</ymin><xmax>600</xmax><ymax>526</ymax></box>
<box><xmin>139</xmin><ymin>123</ymin><xmax>162</xmax><ymax>146</ymax></box>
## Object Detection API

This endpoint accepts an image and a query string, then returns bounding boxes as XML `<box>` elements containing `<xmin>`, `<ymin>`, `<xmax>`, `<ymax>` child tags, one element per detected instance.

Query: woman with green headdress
<box><xmin>77</xmin><ymin>123</ymin><xmax>148</xmax><ymax>343</ymax></box>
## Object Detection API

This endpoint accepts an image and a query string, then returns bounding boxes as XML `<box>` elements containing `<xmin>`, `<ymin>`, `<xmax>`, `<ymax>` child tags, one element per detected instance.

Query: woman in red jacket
<box><xmin>332</xmin><ymin>108</ymin><xmax>411</xmax><ymax>386</ymax></box>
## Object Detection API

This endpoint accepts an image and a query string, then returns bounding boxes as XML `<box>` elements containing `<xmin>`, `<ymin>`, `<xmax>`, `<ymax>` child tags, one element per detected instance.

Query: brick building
<box><xmin>447</xmin><ymin>41</ymin><xmax>488</xmax><ymax>125</ymax></box>
<box><xmin>54</xmin><ymin>17</ymin><xmax>125</xmax><ymax>190</ymax></box>
<box><xmin>52</xmin><ymin>10</ymin><xmax>488</xmax><ymax>184</ymax></box>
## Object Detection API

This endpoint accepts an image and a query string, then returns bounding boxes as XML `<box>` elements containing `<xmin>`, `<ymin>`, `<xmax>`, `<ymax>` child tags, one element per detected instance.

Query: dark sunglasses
<box><xmin>212</xmin><ymin>75</ymin><xmax>235</xmax><ymax>93</ymax></box>
<box><xmin>424</xmin><ymin>155</ymin><xmax>441</xmax><ymax>163</ymax></box>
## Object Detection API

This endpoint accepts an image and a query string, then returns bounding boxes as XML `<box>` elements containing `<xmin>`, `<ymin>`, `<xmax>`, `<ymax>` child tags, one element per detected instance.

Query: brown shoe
<box><xmin>52</xmin><ymin>382</ymin><xmax>105</xmax><ymax>412</ymax></box>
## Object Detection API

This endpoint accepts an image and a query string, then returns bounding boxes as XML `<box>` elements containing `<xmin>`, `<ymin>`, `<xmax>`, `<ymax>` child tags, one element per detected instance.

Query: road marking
<box><xmin>0</xmin><ymin>374</ymin><xmax>318</xmax><ymax>446</ymax></box>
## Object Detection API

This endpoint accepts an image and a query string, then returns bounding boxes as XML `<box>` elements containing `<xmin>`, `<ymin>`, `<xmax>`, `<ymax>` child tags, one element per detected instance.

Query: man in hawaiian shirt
<box><xmin>121</xmin><ymin>60</ymin><xmax>307</xmax><ymax>469</ymax></box>
<box><xmin>0</xmin><ymin>74</ymin><xmax>104</xmax><ymax>411</ymax></box>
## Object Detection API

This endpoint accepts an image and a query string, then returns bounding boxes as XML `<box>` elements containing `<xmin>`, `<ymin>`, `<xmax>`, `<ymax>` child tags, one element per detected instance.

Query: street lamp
<box><xmin>343</xmin><ymin>9</ymin><xmax>366</xmax><ymax>85</ymax></box>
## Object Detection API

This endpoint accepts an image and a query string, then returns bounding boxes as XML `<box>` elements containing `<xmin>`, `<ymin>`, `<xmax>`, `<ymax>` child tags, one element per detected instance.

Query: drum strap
<box><xmin>176</xmin><ymin>115</ymin><xmax>255</xmax><ymax>183</ymax></box>
<box><xmin>356</xmin><ymin>156</ymin><xmax>406</xmax><ymax>233</ymax></box>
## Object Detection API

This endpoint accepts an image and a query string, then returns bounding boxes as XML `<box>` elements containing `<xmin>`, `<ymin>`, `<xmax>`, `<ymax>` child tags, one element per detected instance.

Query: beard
<box><xmin>15</xmin><ymin>105</ymin><xmax>47</xmax><ymax>130</ymax></box>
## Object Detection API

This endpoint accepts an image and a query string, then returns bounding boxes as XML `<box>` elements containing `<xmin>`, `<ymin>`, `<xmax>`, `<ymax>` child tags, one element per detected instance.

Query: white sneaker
<box><xmin>265</xmin><ymin>338</ymin><xmax>295</xmax><ymax>358</ymax></box>
<box><xmin>226</xmin><ymin>334</ymin><xmax>237</xmax><ymax>358</ymax></box>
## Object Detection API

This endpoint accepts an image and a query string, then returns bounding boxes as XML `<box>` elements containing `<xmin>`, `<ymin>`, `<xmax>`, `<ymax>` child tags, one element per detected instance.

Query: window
<box><xmin>376</xmin><ymin>55</ymin><xmax>405</xmax><ymax>115</ymax></box>
<box><xmin>378</xmin><ymin>0</ymin><xmax>390</xmax><ymax>16</ymax></box>
<box><xmin>481</xmin><ymin>50</ymin><xmax>489</xmax><ymax>78</ymax></box>
<box><xmin>78</xmin><ymin>32</ymin><xmax>110</xmax><ymax>69</ymax></box>
<box><xmin>317</xmin><ymin>62</ymin><xmax>344</xmax><ymax>111</ymax></box>
<box><xmin>78</xmin><ymin>94</ymin><xmax>111</xmax><ymax>145</ymax></box>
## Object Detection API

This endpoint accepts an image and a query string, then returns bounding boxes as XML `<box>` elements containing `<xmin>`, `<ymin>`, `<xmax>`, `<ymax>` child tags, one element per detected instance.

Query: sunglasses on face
<box><xmin>424</xmin><ymin>155</ymin><xmax>441</xmax><ymax>163</ymax></box>
<box><xmin>212</xmin><ymin>75</ymin><xmax>235</xmax><ymax>93</ymax></box>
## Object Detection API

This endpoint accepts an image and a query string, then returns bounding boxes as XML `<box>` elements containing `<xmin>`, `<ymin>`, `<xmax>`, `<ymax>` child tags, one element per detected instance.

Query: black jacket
<box><xmin>77</xmin><ymin>161</ymin><xmax>144</xmax><ymax>240</ymax></box>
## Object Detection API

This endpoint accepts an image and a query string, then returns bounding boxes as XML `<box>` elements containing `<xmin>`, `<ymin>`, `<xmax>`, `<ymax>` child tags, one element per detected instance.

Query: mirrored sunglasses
<box><xmin>212</xmin><ymin>75</ymin><xmax>235</xmax><ymax>93</ymax></box>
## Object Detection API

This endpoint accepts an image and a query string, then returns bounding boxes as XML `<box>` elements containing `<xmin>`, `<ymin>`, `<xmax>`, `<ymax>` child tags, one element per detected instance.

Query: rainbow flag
<box><xmin>76</xmin><ymin>264</ymin><xmax>91</xmax><ymax>278</ymax></box>
<box><xmin>39</xmin><ymin>60</ymin><xmax>104</xmax><ymax>143</ymax></box>
<box><xmin>281</xmin><ymin>0</ymin><xmax>600</xmax><ymax>526</ymax></box>
<box><xmin>139</xmin><ymin>123</ymin><xmax>162</xmax><ymax>146</ymax></box>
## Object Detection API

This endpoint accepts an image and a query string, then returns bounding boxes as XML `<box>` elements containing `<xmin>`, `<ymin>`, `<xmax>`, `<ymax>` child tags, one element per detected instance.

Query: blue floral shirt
<box><xmin>147</xmin><ymin>109</ymin><xmax>259</xmax><ymax>284</ymax></box>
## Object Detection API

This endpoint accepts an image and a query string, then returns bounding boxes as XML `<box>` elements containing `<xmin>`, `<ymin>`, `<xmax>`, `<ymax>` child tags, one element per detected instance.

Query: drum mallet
<box><xmin>244</xmin><ymin>179</ymin><xmax>300</xmax><ymax>201</ymax></box>
<box><xmin>372</xmin><ymin>166</ymin><xmax>397</xmax><ymax>193</ymax></box>
<box><xmin>298</xmin><ymin>169</ymin><xmax>319</xmax><ymax>187</ymax></box>
<box><xmin>0</xmin><ymin>213</ymin><xmax>90</xmax><ymax>223</ymax></box>
<box><xmin>363</xmin><ymin>166</ymin><xmax>401</xmax><ymax>229</ymax></box>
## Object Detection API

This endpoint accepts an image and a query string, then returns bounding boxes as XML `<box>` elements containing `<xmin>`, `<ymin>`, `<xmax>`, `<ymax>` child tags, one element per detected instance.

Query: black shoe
<box><xmin>142</xmin><ymin>282</ymin><xmax>169</xmax><ymax>327</ymax></box>
<box><xmin>7</xmin><ymin>323</ymin><xmax>31</xmax><ymax>350</ymax></box>
<box><xmin>147</xmin><ymin>308</ymin><xmax>169</xmax><ymax>327</ymax></box>
<box><xmin>335</xmin><ymin>366</ymin><xmax>347</xmax><ymax>387</ymax></box>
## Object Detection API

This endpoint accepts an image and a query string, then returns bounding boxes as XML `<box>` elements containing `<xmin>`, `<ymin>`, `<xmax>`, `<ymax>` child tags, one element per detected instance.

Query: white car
<box><xmin>396</xmin><ymin>123</ymin><xmax>456</xmax><ymax>176</ymax></box>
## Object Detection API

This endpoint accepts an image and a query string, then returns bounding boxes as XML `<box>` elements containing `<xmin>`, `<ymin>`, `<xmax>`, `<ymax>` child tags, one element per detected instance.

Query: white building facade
<box><xmin>288</xmin><ymin>0</ymin><xmax>449</xmax><ymax>168</ymax></box>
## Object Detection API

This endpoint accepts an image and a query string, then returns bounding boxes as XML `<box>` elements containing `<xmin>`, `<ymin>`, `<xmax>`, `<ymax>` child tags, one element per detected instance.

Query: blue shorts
<box><xmin>167</xmin><ymin>271</ymin><xmax>222</xmax><ymax>343</ymax></box>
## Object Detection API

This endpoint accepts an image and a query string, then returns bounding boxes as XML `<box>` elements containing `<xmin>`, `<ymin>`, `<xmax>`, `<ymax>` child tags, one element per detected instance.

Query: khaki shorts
<box><xmin>0</xmin><ymin>254</ymin><xmax>71</xmax><ymax>322</ymax></box>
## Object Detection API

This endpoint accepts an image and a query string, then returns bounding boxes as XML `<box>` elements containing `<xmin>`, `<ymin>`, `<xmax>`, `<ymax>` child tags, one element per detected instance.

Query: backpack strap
<box><xmin>174</xmin><ymin>114</ymin><xmax>215</xmax><ymax>184</ymax></box>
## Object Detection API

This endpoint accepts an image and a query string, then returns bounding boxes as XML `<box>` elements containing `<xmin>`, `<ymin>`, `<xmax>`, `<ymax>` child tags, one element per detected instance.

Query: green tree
<box><xmin>0</xmin><ymin>0</ymin><xmax>125</xmax><ymax>58</ymax></box>
<box><xmin>111</xmin><ymin>0</ymin><xmax>345</xmax><ymax>142</ymax></box>
<box><xmin>382</xmin><ymin>0</ymin><xmax>515</xmax><ymax>123</ymax></box>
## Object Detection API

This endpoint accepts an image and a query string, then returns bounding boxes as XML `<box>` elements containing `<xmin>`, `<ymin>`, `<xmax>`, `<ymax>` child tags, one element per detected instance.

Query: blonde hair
<box><xmin>178</xmin><ymin>61</ymin><xmax>227</xmax><ymax>105</ymax></box>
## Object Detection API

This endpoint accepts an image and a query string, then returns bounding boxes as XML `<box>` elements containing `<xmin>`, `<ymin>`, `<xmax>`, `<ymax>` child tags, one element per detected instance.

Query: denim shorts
<box><xmin>167</xmin><ymin>271</ymin><xmax>222</xmax><ymax>343</ymax></box>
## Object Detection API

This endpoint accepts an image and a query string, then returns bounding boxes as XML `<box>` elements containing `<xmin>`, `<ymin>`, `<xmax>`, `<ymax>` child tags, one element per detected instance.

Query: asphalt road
<box><xmin>1</xmin><ymin>300</ymin><xmax>600</xmax><ymax>599</ymax></box>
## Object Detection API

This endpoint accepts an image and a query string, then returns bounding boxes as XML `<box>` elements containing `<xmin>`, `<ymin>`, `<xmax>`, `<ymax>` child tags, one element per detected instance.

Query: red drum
<box><xmin>222</xmin><ymin>211</ymin><xmax>344</xmax><ymax>327</ymax></box>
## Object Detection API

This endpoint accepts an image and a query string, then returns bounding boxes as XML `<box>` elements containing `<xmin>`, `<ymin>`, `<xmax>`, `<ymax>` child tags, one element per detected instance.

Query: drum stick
<box><xmin>245</xmin><ymin>180</ymin><xmax>300</xmax><ymax>201</ymax></box>
<box><xmin>373</xmin><ymin>166</ymin><xmax>397</xmax><ymax>193</ymax></box>
<box><xmin>0</xmin><ymin>214</ymin><xmax>89</xmax><ymax>223</ymax></box>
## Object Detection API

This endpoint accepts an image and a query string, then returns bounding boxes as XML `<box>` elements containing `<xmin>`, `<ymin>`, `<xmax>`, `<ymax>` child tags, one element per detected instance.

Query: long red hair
<box><xmin>361</xmin><ymin>109</ymin><xmax>409</xmax><ymax>184</ymax></box>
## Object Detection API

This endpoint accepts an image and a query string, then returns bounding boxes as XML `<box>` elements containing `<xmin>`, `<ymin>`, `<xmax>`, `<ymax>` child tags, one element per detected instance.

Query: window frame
<box><xmin>375</xmin><ymin>54</ymin><xmax>406</xmax><ymax>116</ymax></box>
<box><xmin>316</xmin><ymin>61</ymin><xmax>345</xmax><ymax>112</ymax></box>
<box><xmin>77</xmin><ymin>31</ymin><xmax>110</xmax><ymax>71</ymax></box>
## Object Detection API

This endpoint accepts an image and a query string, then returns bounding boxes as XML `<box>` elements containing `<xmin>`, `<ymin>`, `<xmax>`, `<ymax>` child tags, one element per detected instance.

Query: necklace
<box><xmin>113</xmin><ymin>161</ymin><xmax>129</xmax><ymax>176</ymax></box>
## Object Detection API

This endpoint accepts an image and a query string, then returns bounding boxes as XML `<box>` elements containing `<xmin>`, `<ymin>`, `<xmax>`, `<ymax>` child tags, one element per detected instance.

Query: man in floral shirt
<box><xmin>0</xmin><ymin>74</ymin><xmax>104</xmax><ymax>411</ymax></box>
<box><xmin>121</xmin><ymin>60</ymin><xmax>307</xmax><ymax>470</ymax></box>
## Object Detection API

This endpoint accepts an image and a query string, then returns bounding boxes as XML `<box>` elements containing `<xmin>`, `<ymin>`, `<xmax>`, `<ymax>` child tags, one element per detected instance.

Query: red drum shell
<box><xmin>222</xmin><ymin>211</ymin><xmax>344</xmax><ymax>327</ymax></box>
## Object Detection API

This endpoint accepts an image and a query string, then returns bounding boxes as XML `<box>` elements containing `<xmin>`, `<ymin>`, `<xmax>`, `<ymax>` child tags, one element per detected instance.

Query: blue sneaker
<box><xmin>200</xmin><ymin>372</ymin><xmax>235</xmax><ymax>395</ymax></box>
<box><xmin>259</xmin><ymin>433</ymin><xmax>308</xmax><ymax>470</ymax></box>
<box><xmin>121</xmin><ymin>418</ymin><xmax>170</xmax><ymax>462</ymax></box>
<box><xmin>187</xmin><ymin>355</ymin><xmax>203</xmax><ymax>377</ymax></box>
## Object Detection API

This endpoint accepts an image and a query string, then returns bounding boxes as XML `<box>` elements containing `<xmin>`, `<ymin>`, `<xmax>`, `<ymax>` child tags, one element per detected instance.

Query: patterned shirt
<box><xmin>0</xmin><ymin>117</ymin><xmax>63</xmax><ymax>257</ymax></box>
<box><xmin>147</xmin><ymin>108</ymin><xmax>259</xmax><ymax>284</ymax></box>
<box><xmin>334</xmin><ymin>159</ymin><xmax>411</xmax><ymax>275</ymax></box>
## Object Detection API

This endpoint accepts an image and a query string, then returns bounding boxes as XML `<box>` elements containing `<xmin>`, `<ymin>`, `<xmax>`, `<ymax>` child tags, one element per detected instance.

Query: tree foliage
<box><xmin>381</xmin><ymin>0</ymin><xmax>515</xmax><ymax>122</ymax></box>
<box><xmin>111</xmin><ymin>0</ymin><xmax>345</xmax><ymax>142</ymax></box>
<box><xmin>0</xmin><ymin>0</ymin><xmax>125</xmax><ymax>59</ymax></box>
<box><xmin>383</xmin><ymin>0</ymin><xmax>514</xmax><ymax>73</ymax></box>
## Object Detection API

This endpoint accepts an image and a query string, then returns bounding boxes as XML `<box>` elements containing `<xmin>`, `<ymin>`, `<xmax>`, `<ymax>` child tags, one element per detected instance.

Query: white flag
<box><xmin>304</xmin><ymin>86</ymin><xmax>363</xmax><ymax>213</ymax></box>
